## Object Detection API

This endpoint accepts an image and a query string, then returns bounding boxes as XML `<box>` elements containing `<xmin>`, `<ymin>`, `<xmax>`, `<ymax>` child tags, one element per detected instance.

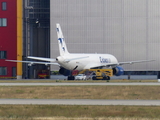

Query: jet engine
<box><xmin>112</xmin><ymin>66</ymin><xmax>124</xmax><ymax>76</ymax></box>
<box><xmin>59</xmin><ymin>67</ymin><xmax>71</xmax><ymax>76</ymax></box>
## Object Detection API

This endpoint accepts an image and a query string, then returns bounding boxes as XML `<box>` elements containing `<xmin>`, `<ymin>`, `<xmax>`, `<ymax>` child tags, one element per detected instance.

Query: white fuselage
<box><xmin>56</xmin><ymin>53</ymin><xmax>118</xmax><ymax>71</ymax></box>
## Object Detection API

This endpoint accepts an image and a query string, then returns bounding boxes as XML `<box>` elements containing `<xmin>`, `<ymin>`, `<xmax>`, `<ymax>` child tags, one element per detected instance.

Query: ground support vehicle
<box><xmin>75</xmin><ymin>74</ymin><xmax>86</xmax><ymax>80</ymax></box>
<box><xmin>79</xmin><ymin>69</ymin><xmax>113</xmax><ymax>80</ymax></box>
<box><xmin>38</xmin><ymin>70</ymin><xmax>50</xmax><ymax>79</ymax></box>
<box><xmin>67</xmin><ymin>69</ymin><xmax>112</xmax><ymax>80</ymax></box>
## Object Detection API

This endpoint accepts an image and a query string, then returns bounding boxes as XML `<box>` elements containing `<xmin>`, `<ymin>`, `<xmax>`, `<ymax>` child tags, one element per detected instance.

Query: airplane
<box><xmin>6</xmin><ymin>23</ymin><xmax>155</xmax><ymax>80</ymax></box>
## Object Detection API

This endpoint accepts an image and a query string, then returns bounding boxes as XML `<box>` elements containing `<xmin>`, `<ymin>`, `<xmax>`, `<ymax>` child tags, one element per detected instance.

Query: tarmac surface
<box><xmin>0</xmin><ymin>99</ymin><xmax>159</xmax><ymax>106</ymax></box>
<box><xmin>51</xmin><ymin>75</ymin><xmax>157</xmax><ymax>80</ymax></box>
<box><xmin>0</xmin><ymin>82</ymin><xmax>160</xmax><ymax>86</ymax></box>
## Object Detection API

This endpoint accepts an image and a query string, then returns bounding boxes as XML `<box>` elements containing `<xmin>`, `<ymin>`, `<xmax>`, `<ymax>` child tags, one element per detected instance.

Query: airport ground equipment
<box><xmin>37</xmin><ymin>70</ymin><xmax>50</xmax><ymax>79</ymax></box>
<box><xmin>79</xmin><ymin>69</ymin><xmax>113</xmax><ymax>80</ymax></box>
<box><xmin>90</xmin><ymin>69</ymin><xmax>113</xmax><ymax>80</ymax></box>
<box><xmin>75</xmin><ymin>74</ymin><xmax>87</xmax><ymax>80</ymax></box>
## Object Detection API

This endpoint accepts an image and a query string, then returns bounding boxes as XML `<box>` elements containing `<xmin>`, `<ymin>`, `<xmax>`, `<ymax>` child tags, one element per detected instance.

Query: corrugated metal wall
<box><xmin>50</xmin><ymin>0</ymin><xmax>159</xmax><ymax>71</ymax></box>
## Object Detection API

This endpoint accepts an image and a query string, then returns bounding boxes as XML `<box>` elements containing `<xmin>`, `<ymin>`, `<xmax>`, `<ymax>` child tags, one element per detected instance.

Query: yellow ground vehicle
<box><xmin>38</xmin><ymin>70</ymin><xmax>49</xmax><ymax>79</ymax></box>
<box><xmin>79</xmin><ymin>69</ymin><xmax>113</xmax><ymax>80</ymax></box>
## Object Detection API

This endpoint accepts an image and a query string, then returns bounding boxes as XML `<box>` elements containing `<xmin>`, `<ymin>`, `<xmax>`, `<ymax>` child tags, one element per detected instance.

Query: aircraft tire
<box><xmin>106</xmin><ymin>76</ymin><xmax>110</xmax><ymax>80</ymax></box>
<box><xmin>67</xmin><ymin>76</ymin><xmax>75</xmax><ymax>80</ymax></box>
<box><xmin>103</xmin><ymin>76</ymin><xmax>107</xmax><ymax>80</ymax></box>
<box><xmin>92</xmin><ymin>76</ymin><xmax>97</xmax><ymax>80</ymax></box>
<box><xmin>67</xmin><ymin>76</ymin><xmax>70</xmax><ymax>80</ymax></box>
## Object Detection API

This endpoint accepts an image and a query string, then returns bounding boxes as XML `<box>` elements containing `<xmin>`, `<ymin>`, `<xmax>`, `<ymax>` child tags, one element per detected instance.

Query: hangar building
<box><xmin>0</xmin><ymin>0</ymin><xmax>50</xmax><ymax>79</ymax></box>
<box><xmin>23</xmin><ymin>0</ymin><xmax>50</xmax><ymax>78</ymax></box>
<box><xmin>1</xmin><ymin>0</ymin><xmax>159</xmax><ymax>78</ymax></box>
<box><xmin>0</xmin><ymin>0</ymin><xmax>22</xmax><ymax>78</ymax></box>
<box><xmin>50</xmin><ymin>0</ymin><xmax>159</xmax><ymax>74</ymax></box>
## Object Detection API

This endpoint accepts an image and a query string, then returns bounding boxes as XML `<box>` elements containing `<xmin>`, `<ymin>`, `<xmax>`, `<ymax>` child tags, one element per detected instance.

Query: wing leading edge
<box><xmin>118</xmin><ymin>60</ymin><xmax>155</xmax><ymax>66</ymax></box>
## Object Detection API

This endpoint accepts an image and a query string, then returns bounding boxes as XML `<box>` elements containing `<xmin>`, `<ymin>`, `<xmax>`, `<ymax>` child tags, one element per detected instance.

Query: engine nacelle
<box><xmin>59</xmin><ymin>67</ymin><xmax>71</xmax><ymax>76</ymax></box>
<box><xmin>112</xmin><ymin>66</ymin><xmax>124</xmax><ymax>76</ymax></box>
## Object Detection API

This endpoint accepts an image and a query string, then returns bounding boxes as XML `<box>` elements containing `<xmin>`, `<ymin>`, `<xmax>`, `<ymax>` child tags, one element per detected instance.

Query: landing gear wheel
<box><xmin>106</xmin><ymin>76</ymin><xmax>110</xmax><ymax>80</ymax></box>
<box><xmin>92</xmin><ymin>76</ymin><xmax>96</xmax><ymax>80</ymax></box>
<box><xmin>67</xmin><ymin>76</ymin><xmax>75</xmax><ymax>80</ymax></box>
<box><xmin>103</xmin><ymin>76</ymin><xmax>110</xmax><ymax>80</ymax></box>
<box><xmin>103</xmin><ymin>76</ymin><xmax>107</xmax><ymax>80</ymax></box>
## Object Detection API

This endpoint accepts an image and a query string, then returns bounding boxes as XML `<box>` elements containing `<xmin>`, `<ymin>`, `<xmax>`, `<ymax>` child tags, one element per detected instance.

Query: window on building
<box><xmin>0</xmin><ymin>18</ymin><xmax>7</xmax><ymax>27</ymax></box>
<box><xmin>2</xmin><ymin>18</ymin><xmax>7</xmax><ymax>26</ymax></box>
<box><xmin>0</xmin><ymin>51</ymin><xmax>7</xmax><ymax>59</ymax></box>
<box><xmin>0</xmin><ymin>67</ymin><xmax>7</xmax><ymax>75</ymax></box>
<box><xmin>2</xmin><ymin>2</ymin><xmax>7</xmax><ymax>10</ymax></box>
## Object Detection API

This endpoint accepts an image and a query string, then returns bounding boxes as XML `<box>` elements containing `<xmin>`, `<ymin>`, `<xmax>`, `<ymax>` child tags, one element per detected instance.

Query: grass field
<box><xmin>0</xmin><ymin>105</ymin><xmax>160</xmax><ymax>120</ymax></box>
<box><xmin>0</xmin><ymin>86</ymin><xmax>159</xmax><ymax>99</ymax></box>
<box><xmin>0</xmin><ymin>80</ymin><xmax>159</xmax><ymax>119</ymax></box>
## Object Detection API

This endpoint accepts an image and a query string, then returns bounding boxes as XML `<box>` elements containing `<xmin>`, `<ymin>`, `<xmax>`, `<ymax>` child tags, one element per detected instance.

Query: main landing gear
<box><xmin>67</xmin><ymin>76</ymin><xmax>75</xmax><ymax>80</ymax></box>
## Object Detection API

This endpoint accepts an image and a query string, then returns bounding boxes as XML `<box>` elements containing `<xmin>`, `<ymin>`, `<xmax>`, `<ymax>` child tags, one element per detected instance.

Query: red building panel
<box><xmin>0</xmin><ymin>0</ymin><xmax>17</xmax><ymax>78</ymax></box>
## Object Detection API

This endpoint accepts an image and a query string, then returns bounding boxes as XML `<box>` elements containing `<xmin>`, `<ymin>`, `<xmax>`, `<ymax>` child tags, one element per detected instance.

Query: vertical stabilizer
<box><xmin>56</xmin><ymin>23</ymin><xmax>69</xmax><ymax>56</ymax></box>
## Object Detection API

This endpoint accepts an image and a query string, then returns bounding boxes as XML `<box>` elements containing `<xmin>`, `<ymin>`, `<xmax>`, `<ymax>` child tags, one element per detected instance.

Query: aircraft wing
<box><xmin>85</xmin><ymin>60</ymin><xmax>155</xmax><ymax>69</ymax></box>
<box><xmin>118</xmin><ymin>60</ymin><xmax>155</xmax><ymax>65</ymax></box>
<box><xmin>27</xmin><ymin>56</ymin><xmax>56</xmax><ymax>62</ymax></box>
<box><xmin>5</xmin><ymin>60</ymin><xmax>59</xmax><ymax>66</ymax></box>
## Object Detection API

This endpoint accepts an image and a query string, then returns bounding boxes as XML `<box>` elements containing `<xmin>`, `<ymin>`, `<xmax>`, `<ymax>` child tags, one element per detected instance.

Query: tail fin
<box><xmin>56</xmin><ymin>23</ymin><xmax>69</xmax><ymax>56</ymax></box>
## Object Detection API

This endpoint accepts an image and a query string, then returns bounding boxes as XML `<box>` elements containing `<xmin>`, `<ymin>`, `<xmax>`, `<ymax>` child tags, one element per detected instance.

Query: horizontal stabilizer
<box><xmin>27</xmin><ymin>56</ymin><xmax>56</xmax><ymax>62</ymax></box>
<box><xmin>6</xmin><ymin>60</ymin><xmax>59</xmax><ymax>66</ymax></box>
<box><xmin>64</xmin><ymin>56</ymin><xmax>89</xmax><ymax>62</ymax></box>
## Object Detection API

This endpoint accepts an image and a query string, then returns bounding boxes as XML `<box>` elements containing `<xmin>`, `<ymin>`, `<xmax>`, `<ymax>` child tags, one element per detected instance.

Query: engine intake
<box><xmin>112</xmin><ymin>66</ymin><xmax>124</xmax><ymax>76</ymax></box>
<box><xmin>59</xmin><ymin>67</ymin><xmax>71</xmax><ymax>76</ymax></box>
